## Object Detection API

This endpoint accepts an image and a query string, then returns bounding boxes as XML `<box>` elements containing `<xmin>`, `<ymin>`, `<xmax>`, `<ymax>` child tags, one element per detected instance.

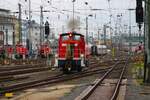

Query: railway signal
<box><xmin>136</xmin><ymin>0</ymin><xmax>144</xmax><ymax>23</ymax></box>
<box><xmin>45</xmin><ymin>21</ymin><xmax>50</xmax><ymax>38</ymax></box>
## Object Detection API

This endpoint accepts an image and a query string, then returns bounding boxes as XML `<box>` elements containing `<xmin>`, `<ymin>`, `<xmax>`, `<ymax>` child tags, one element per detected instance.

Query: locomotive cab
<box><xmin>54</xmin><ymin>32</ymin><xmax>88</xmax><ymax>73</ymax></box>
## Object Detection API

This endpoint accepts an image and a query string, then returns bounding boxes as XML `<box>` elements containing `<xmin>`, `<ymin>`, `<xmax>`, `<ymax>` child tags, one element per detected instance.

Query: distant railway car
<box><xmin>134</xmin><ymin>43</ymin><xmax>144</xmax><ymax>53</ymax></box>
<box><xmin>54</xmin><ymin>32</ymin><xmax>89</xmax><ymax>73</ymax></box>
<box><xmin>39</xmin><ymin>44</ymin><xmax>51</xmax><ymax>58</ymax></box>
<box><xmin>85</xmin><ymin>44</ymin><xmax>92</xmax><ymax>57</ymax></box>
<box><xmin>5</xmin><ymin>45</ymin><xmax>13</xmax><ymax>55</ymax></box>
<box><xmin>16</xmin><ymin>44</ymin><xmax>28</xmax><ymax>58</ymax></box>
<box><xmin>91</xmin><ymin>44</ymin><xmax>110</xmax><ymax>56</ymax></box>
<box><xmin>91</xmin><ymin>45</ymin><xmax>98</xmax><ymax>56</ymax></box>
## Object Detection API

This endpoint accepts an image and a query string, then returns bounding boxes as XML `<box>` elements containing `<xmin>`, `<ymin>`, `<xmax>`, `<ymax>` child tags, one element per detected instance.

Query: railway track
<box><xmin>0</xmin><ymin>63</ymin><xmax>46</xmax><ymax>71</ymax></box>
<box><xmin>0</xmin><ymin>63</ymin><xmax>49</xmax><ymax>82</ymax></box>
<box><xmin>75</xmin><ymin>57</ymin><xmax>129</xmax><ymax>100</ymax></box>
<box><xmin>0</xmin><ymin>67</ymin><xmax>50</xmax><ymax>83</ymax></box>
<box><xmin>0</xmin><ymin>66</ymin><xmax>49</xmax><ymax>76</ymax></box>
<box><xmin>0</xmin><ymin>57</ymin><xmax>118</xmax><ymax>90</ymax></box>
<box><xmin>0</xmin><ymin>54</ymin><xmax>127</xmax><ymax>96</ymax></box>
<box><xmin>0</xmin><ymin>58</ymin><xmax>47</xmax><ymax>65</ymax></box>
<box><xmin>0</xmin><ymin>64</ymin><xmax>119</xmax><ymax>95</ymax></box>
<box><xmin>0</xmin><ymin>53</ymin><xmax>125</xmax><ymax>76</ymax></box>
<box><xmin>0</xmin><ymin>56</ymin><xmax>118</xmax><ymax>82</ymax></box>
<box><xmin>0</xmin><ymin>61</ymin><xmax>94</xmax><ymax>82</ymax></box>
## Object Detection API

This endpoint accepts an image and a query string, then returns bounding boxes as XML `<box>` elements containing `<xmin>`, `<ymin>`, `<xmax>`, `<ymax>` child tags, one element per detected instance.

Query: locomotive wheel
<box><xmin>77</xmin><ymin>66</ymin><xmax>82</xmax><ymax>72</ymax></box>
<box><xmin>63</xmin><ymin>67</ymin><xmax>69</xmax><ymax>74</ymax></box>
<box><xmin>85</xmin><ymin>60</ymin><xmax>89</xmax><ymax>67</ymax></box>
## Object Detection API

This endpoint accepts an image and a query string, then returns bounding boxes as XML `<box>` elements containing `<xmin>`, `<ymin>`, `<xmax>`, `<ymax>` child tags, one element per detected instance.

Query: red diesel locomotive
<box><xmin>54</xmin><ymin>32</ymin><xmax>89</xmax><ymax>73</ymax></box>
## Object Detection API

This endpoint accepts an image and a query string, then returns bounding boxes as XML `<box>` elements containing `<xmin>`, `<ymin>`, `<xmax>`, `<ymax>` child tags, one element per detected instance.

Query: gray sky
<box><xmin>0</xmin><ymin>0</ymin><xmax>138</xmax><ymax>36</ymax></box>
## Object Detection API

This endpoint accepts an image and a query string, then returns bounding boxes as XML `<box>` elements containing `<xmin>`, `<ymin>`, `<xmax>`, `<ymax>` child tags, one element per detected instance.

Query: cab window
<box><xmin>73</xmin><ymin>35</ymin><xmax>81</xmax><ymax>40</ymax></box>
<box><xmin>62</xmin><ymin>35</ymin><xmax>69</xmax><ymax>41</ymax></box>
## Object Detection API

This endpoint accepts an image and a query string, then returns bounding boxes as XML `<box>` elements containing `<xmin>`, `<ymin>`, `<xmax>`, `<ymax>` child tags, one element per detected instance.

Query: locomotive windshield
<box><xmin>73</xmin><ymin>35</ymin><xmax>81</xmax><ymax>40</ymax></box>
<box><xmin>61</xmin><ymin>33</ymin><xmax>82</xmax><ymax>41</ymax></box>
<box><xmin>62</xmin><ymin>35</ymin><xmax>69</xmax><ymax>41</ymax></box>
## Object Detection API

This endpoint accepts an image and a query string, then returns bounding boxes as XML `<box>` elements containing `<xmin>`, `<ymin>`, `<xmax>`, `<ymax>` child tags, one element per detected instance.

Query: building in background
<box><xmin>22</xmin><ymin>20</ymin><xmax>42</xmax><ymax>50</ymax></box>
<box><xmin>0</xmin><ymin>8</ymin><xmax>48</xmax><ymax>51</ymax></box>
<box><xmin>30</xmin><ymin>20</ymin><xmax>41</xmax><ymax>50</ymax></box>
<box><xmin>21</xmin><ymin>20</ymin><xmax>30</xmax><ymax>46</ymax></box>
<box><xmin>0</xmin><ymin>8</ymin><xmax>17</xmax><ymax>45</ymax></box>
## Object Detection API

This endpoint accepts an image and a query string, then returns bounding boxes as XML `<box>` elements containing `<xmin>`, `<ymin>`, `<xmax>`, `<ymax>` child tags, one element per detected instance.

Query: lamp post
<box><xmin>86</xmin><ymin>16</ymin><xmax>88</xmax><ymax>44</ymax></box>
<box><xmin>103</xmin><ymin>24</ymin><xmax>110</xmax><ymax>45</ymax></box>
<box><xmin>5</xmin><ymin>29</ymin><xmax>8</xmax><ymax>45</ymax></box>
<box><xmin>72</xmin><ymin>0</ymin><xmax>76</xmax><ymax>31</ymax></box>
<box><xmin>138</xmin><ymin>23</ymin><xmax>142</xmax><ymax>42</ymax></box>
<box><xmin>128</xmin><ymin>8</ymin><xmax>135</xmax><ymax>55</ymax></box>
<box><xmin>26</xmin><ymin>0</ymin><xmax>32</xmax><ymax>58</ymax></box>
<box><xmin>40</xmin><ymin>6</ymin><xmax>43</xmax><ymax>45</ymax></box>
<box><xmin>98</xmin><ymin>29</ymin><xmax>101</xmax><ymax>42</ymax></box>
<box><xmin>86</xmin><ymin>14</ymin><xmax>93</xmax><ymax>44</ymax></box>
<box><xmin>85</xmin><ymin>2</ymin><xmax>91</xmax><ymax>44</ymax></box>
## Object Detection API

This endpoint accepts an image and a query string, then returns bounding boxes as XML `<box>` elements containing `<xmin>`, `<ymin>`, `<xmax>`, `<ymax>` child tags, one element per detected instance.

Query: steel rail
<box><xmin>0</xmin><ymin>66</ymin><xmax>50</xmax><ymax>76</ymax></box>
<box><xmin>110</xmin><ymin>58</ymin><xmax>129</xmax><ymax>100</ymax></box>
<box><xmin>0</xmin><ymin>63</ymin><xmax>45</xmax><ymax>71</ymax></box>
<box><xmin>0</xmin><ymin>66</ymin><xmax>113</xmax><ymax>94</ymax></box>
<box><xmin>0</xmin><ymin>58</ymin><xmax>115</xmax><ymax>83</ymax></box>
<box><xmin>75</xmin><ymin>62</ymin><xmax>121</xmax><ymax>100</ymax></box>
<box><xmin>0</xmin><ymin>58</ymin><xmax>116</xmax><ymax>78</ymax></box>
<box><xmin>0</xmin><ymin>57</ymin><xmax>125</xmax><ymax>95</ymax></box>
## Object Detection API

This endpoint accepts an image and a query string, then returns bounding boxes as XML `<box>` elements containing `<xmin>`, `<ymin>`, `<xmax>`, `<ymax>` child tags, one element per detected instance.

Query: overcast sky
<box><xmin>0</xmin><ymin>0</ymin><xmax>138</xmax><ymax>35</ymax></box>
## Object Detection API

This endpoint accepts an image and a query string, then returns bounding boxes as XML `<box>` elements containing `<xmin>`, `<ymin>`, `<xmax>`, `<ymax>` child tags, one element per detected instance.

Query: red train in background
<box><xmin>54</xmin><ymin>31</ymin><xmax>90</xmax><ymax>73</ymax></box>
<box><xmin>38</xmin><ymin>43</ymin><xmax>51</xmax><ymax>58</ymax></box>
<box><xmin>134</xmin><ymin>42</ymin><xmax>144</xmax><ymax>53</ymax></box>
<box><xmin>0</xmin><ymin>42</ymin><xmax>28</xmax><ymax>59</ymax></box>
<box><xmin>0</xmin><ymin>30</ymin><xmax>52</xmax><ymax>59</ymax></box>
<box><xmin>15</xmin><ymin>42</ymin><xmax>52</xmax><ymax>58</ymax></box>
<box><xmin>15</xmin><ymin>44</ymin><xmax>28</xmax><ymax>58</ymax></box>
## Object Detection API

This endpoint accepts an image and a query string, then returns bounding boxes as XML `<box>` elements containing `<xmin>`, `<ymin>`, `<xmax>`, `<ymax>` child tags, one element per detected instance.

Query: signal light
<box><xmin>136</xmin><ymin>0</ymin><xmax>143</xmax><ymax>23</ymax></box>
<box><xmin>45</xmin><ymin>21</ymin><xmax>49</xmax><ymax>36</ymax></box>
<box><xmin>136</xmin><ymin>0</ymin><xmax>142</xmax><ymax>7</ymax></box>
<box><xmin>136</xmin><ymin>6</ymin><xmax>143</xmax><ymax>23</ymax></box>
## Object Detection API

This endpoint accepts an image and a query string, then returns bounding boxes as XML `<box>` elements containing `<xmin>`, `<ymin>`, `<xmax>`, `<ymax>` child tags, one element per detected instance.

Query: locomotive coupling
<box><xmin>65</xmin><ymin>60</ymin><xmax>72</xmax><ymax>71</ymax></box>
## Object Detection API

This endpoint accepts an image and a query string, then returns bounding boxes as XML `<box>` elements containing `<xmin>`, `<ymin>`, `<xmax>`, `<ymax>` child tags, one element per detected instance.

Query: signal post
<box><xmin>45</xmin><ymin>21</ymin><xmax>51</xmax><ymax>66</ymax></box>
<box><xmin>144</xmin><ymin>0</ymin><xmax>150</xmax><ymax>83</ymax></box>
<box><xmin>136</xmin><ymin>0</ymin><xmax>150</xmax><ymax>83</ymax></box>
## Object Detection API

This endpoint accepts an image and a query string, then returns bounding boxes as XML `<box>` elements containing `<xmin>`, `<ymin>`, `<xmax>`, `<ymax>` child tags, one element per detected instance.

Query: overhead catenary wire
<box><xmin>0</xmin><ymin>0</ymin><xmax>137</xmax><ymax>36</ymax></box>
